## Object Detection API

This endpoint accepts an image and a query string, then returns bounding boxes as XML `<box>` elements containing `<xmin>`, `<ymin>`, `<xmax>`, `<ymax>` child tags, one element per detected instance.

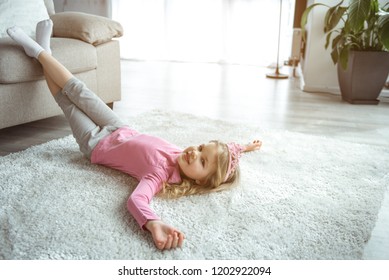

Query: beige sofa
<box><xmin>0</xmin><ymin>0</ymin><xmax>123</xmax><ymax>129</ymax></box>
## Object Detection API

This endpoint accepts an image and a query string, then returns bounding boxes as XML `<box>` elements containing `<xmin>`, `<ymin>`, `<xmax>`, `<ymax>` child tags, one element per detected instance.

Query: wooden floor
<box><xmin>1</xmin><ymin>60</ymin><xmax>388</xmax><ymax>259</ymax></box>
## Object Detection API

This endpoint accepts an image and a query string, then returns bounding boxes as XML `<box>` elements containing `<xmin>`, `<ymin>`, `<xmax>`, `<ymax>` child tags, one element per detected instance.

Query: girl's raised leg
<box><xmin>7</xmin><ymin>24</ymin><xmax>125</xmax><ymax>157</ymax></box>
<box><xmin>36</xmin><ymin>52</ymin><xmax>124</xmax><ymax>129</ymax></box>
<box><xmin>35</xmin><ymin>19</ymin><xmax>62</xmax><ymax>96</ymax></box>
<box><xmin>37</xmin><ymin>51</ymin><xmax>73</xmax><ymax>91</ymax></box>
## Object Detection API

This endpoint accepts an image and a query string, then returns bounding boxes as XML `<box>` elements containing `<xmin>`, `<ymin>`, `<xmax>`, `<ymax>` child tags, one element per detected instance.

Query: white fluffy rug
<box><xmin>1</xmin><ymin>110</ymin><xmax>388</xmax><ymax>260</ymax></box>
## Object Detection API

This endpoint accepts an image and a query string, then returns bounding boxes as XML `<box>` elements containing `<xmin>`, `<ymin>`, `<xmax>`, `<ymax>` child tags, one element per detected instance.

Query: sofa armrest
<box><xmin>51</xmin><ymin>12</ymin><xmax>123</xmax><ymax>46</ymax></box>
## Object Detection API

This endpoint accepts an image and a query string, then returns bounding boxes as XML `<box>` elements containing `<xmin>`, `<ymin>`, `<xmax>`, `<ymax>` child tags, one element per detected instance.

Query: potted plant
<box><xmin>301</xmin><ymin>0</ymin><xmax>389</xmax><ymax>104</ymax></box>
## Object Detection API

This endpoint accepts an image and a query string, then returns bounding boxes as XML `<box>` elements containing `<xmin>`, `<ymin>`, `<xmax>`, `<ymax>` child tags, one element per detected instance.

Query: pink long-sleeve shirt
<box><xmin>90</xmin><ymin>126</ymin><xmax>182</xmax><ymax>229</ymax></box>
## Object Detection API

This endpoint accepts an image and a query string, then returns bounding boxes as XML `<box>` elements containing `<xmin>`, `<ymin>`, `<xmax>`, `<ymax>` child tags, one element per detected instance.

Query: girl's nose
<box><xmin>189</xmin><ymin>150</ymin><xmax>197</xmax><ymax>160</ymax></box>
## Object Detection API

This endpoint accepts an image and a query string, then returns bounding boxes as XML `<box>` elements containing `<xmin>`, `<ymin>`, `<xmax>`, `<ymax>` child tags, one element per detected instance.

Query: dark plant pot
<box><xmin>337</xmin><ymin>51</ymin><xmax>389</xmax><ymax>104</ymax></box>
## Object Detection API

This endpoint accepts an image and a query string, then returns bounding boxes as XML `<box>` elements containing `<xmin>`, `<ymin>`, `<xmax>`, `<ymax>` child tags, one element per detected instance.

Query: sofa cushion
<box><xmin>51</xmin><ymin>12</ymin><xmax>123</xmax><ymax>46</ymax></box>
<box><xmin>0</xmin><ymin>37</ymin><xmax>97</xmax><ymax>84</ymax></box>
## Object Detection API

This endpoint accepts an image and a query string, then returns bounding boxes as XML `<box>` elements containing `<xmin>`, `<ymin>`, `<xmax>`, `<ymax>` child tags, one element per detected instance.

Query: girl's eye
<box><xmin>198</xmin><ymin>145</ymin><xmax>203</xmax><ymax>151</ymax></box>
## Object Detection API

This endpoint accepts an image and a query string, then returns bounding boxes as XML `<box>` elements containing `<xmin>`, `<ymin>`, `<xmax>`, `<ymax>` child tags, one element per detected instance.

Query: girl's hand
<box><xmin>145</xmin><ymin>220</ymin><xmax>185</xmax><ymax>250</ymax></box>
<box><xmin>244</xmin><ymin>140</ymin><xmax>262</xmax><ymax>152</ymax></box>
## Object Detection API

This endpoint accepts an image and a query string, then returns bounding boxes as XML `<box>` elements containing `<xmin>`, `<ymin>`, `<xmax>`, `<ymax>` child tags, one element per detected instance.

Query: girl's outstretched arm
<box><xmin>128</xmin><ymin>176</ymin><xmax>184</xmax><ymax>250</ymax></box>
<box><xmin>243</xmin><ymin>140</ymin><xmax>262</xmax><ymax>152</ymax></box>
<box><xmin>145</xmin><ymin>220</ymin><xmax>185</xmax><ymax>250</ymax></box>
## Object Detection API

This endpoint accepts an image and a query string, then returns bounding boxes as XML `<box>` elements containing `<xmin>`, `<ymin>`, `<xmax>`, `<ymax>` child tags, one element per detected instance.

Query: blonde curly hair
<box><xmin>158</xmin><ymin>140</ymin><xmax>240</xmax><ymax>199</ymax></box>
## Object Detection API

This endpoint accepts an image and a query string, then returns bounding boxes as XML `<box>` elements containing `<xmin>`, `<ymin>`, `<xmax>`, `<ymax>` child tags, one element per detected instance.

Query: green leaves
<box><xmin>377</xmin><ymin>11</ymin><xmax>389</xmax><ymax>50</ymax></box>
<box><xmin>348</xmin><ymin>0</ymin><xmax>372</xmax><ymax>32</ymax></box>
<box><xmin>301</xmin><ymin>0</ymin><xmax>389</xmax><ymax>69</ymax></box>
<box><xmin>301</xmin><ymin>3</ymin><xmax>329</xmax><ymax>42</ymax></box>
<box><xmin>324</xmin><ymin>1</ymin><xmax>347</xmax><ymax>33</ymax></box>
<box><xmin>339</xmin><ymin>45</ymin><xmax>350</xmax><ymax>70</ymax></box>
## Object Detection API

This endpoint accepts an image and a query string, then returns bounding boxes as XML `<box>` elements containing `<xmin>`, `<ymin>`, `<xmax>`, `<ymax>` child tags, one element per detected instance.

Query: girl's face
<box><xmin>178</xmin><ymin>142</ymin><xmax>219</xmax><ymax>184</ymax></box>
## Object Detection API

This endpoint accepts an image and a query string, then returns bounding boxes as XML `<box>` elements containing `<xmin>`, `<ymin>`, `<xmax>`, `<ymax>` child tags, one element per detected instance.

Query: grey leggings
<box><xmin>54</xmin><ymin>77</ymin><xmax>126</xmax><ymax>158</ymax></box>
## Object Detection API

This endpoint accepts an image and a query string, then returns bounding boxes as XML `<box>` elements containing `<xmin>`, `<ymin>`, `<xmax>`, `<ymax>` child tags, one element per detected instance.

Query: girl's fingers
<box><xmin>164</xmin><ymin>234</ymin><xmax>173</xmax><ymax>250</ymax></box>
<box><xmin>171</xmin><ymin>232</ymin><xmax>179</xmax><ymax>248</ymax></box>
<box><xmin>178</xmin><ymin>232</ymin><xmax>185</xmax><ymax>248</ymax></box>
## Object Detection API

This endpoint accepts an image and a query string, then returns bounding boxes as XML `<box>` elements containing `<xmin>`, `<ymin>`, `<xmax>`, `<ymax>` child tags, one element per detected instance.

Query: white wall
<box><xmin>300</xmin><ymin>0</ymin><xmax>389</xmax><ymax>96</ymax></box>
<box><xmin>53</xmin><ymin>0</ymin><xmax>112</xmax><ymax>18</ymax></box>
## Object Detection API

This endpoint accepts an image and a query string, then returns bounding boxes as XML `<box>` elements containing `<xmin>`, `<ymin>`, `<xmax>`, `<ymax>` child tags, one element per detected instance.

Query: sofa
<box><xmin>0</xmin><ymin>0</ymin><xmax>123</xmax><ymax>129</ymax></box>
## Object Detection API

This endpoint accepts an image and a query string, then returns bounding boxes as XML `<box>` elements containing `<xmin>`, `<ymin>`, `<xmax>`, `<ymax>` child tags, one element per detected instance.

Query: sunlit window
<box><xmin>112</xmin><ymin>0</ymin><xmax>295</xmax><ymax>66</ymax></box>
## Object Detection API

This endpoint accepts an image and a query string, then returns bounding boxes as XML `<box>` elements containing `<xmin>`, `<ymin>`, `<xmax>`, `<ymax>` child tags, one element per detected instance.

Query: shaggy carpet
<box><xmin>1</xmin><ymin>110</ymin><xmax>388</xmax><ymax>260</ymax></box>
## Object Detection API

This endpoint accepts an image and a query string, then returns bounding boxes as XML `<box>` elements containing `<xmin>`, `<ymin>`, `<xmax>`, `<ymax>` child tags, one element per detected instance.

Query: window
<box><xmin>112</xmin><ymin>0</ymin><xmax>295</xmax><ymax>66</ymax></box>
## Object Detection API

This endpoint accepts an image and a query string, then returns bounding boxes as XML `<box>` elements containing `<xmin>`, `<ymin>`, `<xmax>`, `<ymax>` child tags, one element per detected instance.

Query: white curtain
<box><xmin>112</xmin><ymin>0</ymin><xmax>295</xmax><ymax>66</ymax></box>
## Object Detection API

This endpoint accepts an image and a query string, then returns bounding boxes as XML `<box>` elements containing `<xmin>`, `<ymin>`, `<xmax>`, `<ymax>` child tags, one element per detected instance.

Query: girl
<box><xmin>7</xmin><ymin>20</ymin><xmax>262</xmax><ymax>251</ymax></box>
